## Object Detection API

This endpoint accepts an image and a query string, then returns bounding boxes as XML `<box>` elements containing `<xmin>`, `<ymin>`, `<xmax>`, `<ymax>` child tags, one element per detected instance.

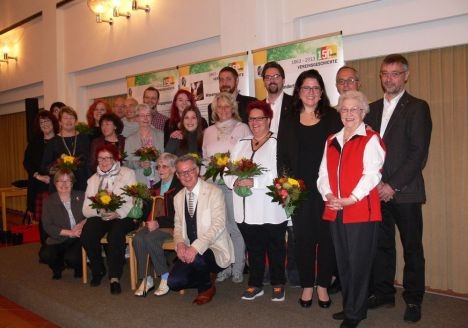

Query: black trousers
<box><xmin>238</xmin><ymin>221</ymin><xmax>287</xmax><ymax>288</ymax></box>
<box><xmin>80</xmin><ymin>217</ymin><xmax>137</xmax><ymax>279</ymax></box>
<box><xmin>167</xmin><ymin>249</ymin><xmax>222</xmax><ymax>293</ymax></box>
<box><xmin>370</xmin><ymin>202</ymin><xmax>425</xmax><ymax>305</ymax></box>
<box><xmin>292</xmin><ymin>195</ymin><xmax>334</xmax><ymax>288</ymax></box>
<box><xmin>331</xmin><ymin>212</ymin><xmax>379</xmax><ymax>321</ymax></box>
<box><xmin>40</xmin><ymin>238</ymin><xmax>82</xmax><ymax>274</ymax></box>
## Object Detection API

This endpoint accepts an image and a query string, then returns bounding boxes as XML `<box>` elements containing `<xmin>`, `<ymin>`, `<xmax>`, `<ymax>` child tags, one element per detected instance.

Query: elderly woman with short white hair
<box><xmin>124</xmin><ymin>103</ymin><xmax>164</xmax><ymax>187</ymax></box>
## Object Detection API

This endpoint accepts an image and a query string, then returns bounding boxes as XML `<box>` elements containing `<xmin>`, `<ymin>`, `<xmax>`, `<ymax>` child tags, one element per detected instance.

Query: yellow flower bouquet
<box><xmin>204</xmin><ymin>152</ymin><xmax>230</xmax><ymax>182</ymax></box>
<box><xmin>88</xmin><ymin>190</ymin><xmax>125</xmax><ymax>213</ymax></box>
<box><xmin>50</xmin><ymin>154</ymin><xmax>81</xmax><ymax>174</ymax></box>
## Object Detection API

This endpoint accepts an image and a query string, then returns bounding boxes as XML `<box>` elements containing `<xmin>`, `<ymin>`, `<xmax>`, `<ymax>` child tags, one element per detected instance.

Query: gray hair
<box><xmin>337</xmin><ymin>91</ymin><xmax>370</xmax><ymax>114</ymax></box>
<box><xmin>157</xmin><ymin>152</ymin><xmax>177</xmax><ymax>169</ymax></box>
<box><xmin>211</xmin><ymin>92</ymin><xmax>241</xmax><ymax>123</ymax></box>
<box><xmin>136</xmin><ymin>103</ymin><xmax>151</xmax><ymax>115</ymax></box>
<box><xmin>175</xmin><ymin>154</ymin><xmax>199</xmax><ymax>172</ymax></box>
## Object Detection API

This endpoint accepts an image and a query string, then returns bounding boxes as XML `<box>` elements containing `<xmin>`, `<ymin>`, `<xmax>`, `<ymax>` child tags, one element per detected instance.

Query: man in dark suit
<box><xmin>207</xmin><ymin>66</ymin><xmax>257</xmax><ymax>125</ymax></box>
<box><xmin>365</xmin><ymin>54</ymin><xmax>432</xmax><ymax>323</ymax></box>
<box><xmin>167</xmin><ymin>154</ymin><xmax>234</xmax><ymax>305</ymax></box>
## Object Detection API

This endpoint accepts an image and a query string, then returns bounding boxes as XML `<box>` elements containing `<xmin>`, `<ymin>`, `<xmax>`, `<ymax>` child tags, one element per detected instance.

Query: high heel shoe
<box><xmin>318</xmin><ymin>297</ymin><xmax>332</xmax><ymax>308</ymax></box>
<box><xmin>298</xmin><ymin>298</ymin><xmax>313</xmax><ymax>308</ymax></box>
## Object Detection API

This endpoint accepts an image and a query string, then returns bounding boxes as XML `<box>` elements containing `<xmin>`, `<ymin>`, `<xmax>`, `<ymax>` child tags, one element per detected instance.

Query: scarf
<box><xmin>97</xmin><ymin>162</ymin><xmax>121</xmax><ymax>192</ymax></box>
<box><xmin>215</xmin><ymin>118</ymin><xmax>238</xmax><ymax>141</ymax></box>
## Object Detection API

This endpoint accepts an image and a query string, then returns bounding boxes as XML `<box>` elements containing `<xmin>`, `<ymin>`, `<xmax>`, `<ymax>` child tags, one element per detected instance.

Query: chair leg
<box><xmin>128</xmin><ymin>237</ymin><xmax>137</xmax><ymax>290</ymax></box>
<box><xmin>81</xmin><ymin>247</ymin><xmax>88</xmax><ymax>284</ymax></box>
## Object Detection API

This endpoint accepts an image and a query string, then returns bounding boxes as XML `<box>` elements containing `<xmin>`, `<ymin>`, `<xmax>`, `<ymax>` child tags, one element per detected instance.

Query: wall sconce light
<box><xmin>2</xmin><ymin>46</ymin><xmax>17</xmax><ymax>62</ymax></box>
<box><xmin>112</xmin><ymin>0</ymin><xmax>131</xmax><ymax>18</ymax></box>
<box><xmin>132</xmin><ymin>0</ymin><xmax>150</xmax><ymax>13</ymax></box>
<box><xmin>87</xmin><ymin>0</ymin><xmax>114</xmax><ymax>25</ymax></box>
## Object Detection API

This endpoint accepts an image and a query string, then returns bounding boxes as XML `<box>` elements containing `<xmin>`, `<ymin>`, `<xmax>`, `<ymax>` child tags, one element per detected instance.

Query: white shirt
<box><xmin>380</xmin><ymin>90</ymin><xmax>405</xmax><ymax>136</ymax></box>
<box><xmin>185</xmin><ymin>179</ymin><xmax>201</xmax><ymax>210</ymax></box>
<box><xmin>267</xmin><ymin>92</ymin><xmax>285</xmax><ymax>134</ymax></box>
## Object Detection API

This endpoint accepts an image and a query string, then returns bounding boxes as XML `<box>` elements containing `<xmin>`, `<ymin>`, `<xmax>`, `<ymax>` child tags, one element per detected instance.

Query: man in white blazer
<box><xmin>168</xmin><ymin>154</ymin><xmax>234</xmax><ymax>305</ymax></box>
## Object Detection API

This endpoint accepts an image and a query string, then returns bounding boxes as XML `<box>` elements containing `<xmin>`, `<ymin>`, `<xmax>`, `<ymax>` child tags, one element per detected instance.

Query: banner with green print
<box><xmin>252</xmin><ymin>32</ymin><xmax>344</xmax><ymax>105</ymax></box>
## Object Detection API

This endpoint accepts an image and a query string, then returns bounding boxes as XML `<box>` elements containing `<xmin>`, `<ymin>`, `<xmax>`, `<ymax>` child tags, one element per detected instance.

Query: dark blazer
<box><xmin>365</xmin><ymin>91</ymin><xmax>432</xmax><ymax>203</ymax></box>
<box><xmin>208</xmin><ymin>93</ymin><xmax>257</xmax><ymax>125</ymax></box>
<box><xmin>150</xmin><ymin>177</ymin><xmax>183</xmax><ymax>229</ymax></box>
<box><xmin>42</xmin><ymin>190</ymin><xmax>86</xmax><ymax>245</ymax></box>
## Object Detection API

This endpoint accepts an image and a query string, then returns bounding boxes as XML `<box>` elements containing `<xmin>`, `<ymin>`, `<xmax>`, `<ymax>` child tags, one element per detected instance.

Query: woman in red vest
<box><xmin>317</xmin><ymin>91</ymin><xmax>385</xmax><ymax>328</ymax></box>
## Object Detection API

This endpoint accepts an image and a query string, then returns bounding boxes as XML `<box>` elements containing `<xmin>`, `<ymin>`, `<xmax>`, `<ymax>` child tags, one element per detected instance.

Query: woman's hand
<box><xmin>100</xmin><ymin>211</ymin><xmax>120</xmax><ymax>221</ymax></box>
<box><xmin>146</xmin><ymin>220</ymin><xmax>159</xmax><ymax>232</ymax></box>
<box><xmin>169</xmin><ymin>130</ymin><xmax>183</xmax><ymax>140</ymax></box>
<box><xmin>139</xmin><ymin>160</ymin><xmax>151</xmax><ymax>169</ymax></box>
<box><xmin>36</xmin><ymin>174</ymin><xmax>50</xmax><ymax>184</ymax></box>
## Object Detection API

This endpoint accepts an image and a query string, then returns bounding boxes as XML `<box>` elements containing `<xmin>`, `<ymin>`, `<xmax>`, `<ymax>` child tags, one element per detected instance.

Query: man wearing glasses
<box><xmin>365</xmin><ymin>54</ymin><xmax>432</xmax><ymax>323</ymax></box>
<box><xmin>167</xmin><ymin>154</ymin><xmax>234</xmax><ymax>305</ymax></box>
<box><xmin>335</xmin><ymin>66</ymin><xmax>361</xmax><ymax>96</ymax></box>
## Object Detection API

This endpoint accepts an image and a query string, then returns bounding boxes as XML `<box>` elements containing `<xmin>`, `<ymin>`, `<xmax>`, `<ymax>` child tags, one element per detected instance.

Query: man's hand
<box><xmin>378</xmin><ymin>182</ymin><xmax>395</xmax><ymax>202</ymax></box>
<box><xmin>183</xmin><ymin>246</ymin><xmax>198</xmax><ymax>264</ymax></box>
<box><xmin>146</xmin><ymin>220</ymin><xmax>159</xmax><ymax>232</ymax></box>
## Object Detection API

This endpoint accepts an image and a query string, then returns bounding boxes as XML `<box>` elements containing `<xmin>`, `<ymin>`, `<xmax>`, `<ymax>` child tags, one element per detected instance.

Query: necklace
<box><xmin>61</xmin><ymin>132</ymin><xmax>77</xmax><ymax>156</ymax></box>
<box><xmin>252</xmin><ymin>132</ymin><xmax>271</xmax><ymax>147</ymax></box>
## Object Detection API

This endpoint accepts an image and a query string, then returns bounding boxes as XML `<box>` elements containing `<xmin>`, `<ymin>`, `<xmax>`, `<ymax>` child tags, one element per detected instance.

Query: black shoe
<box><xmin>298</xmin><ymin>298</ymin><xmax>312</xmax><ymax>308</ymax></box>
<box><xmin>367</xmin><ymin>295</ymin><xmax>395</xmax><ymax>309</ymax></box>
<box><xmin>318</xmin><ymin>297</ymin><xmax>332</xmax><ymax>308</ymax></box>
<box><xmin>52</xmin><ymin>271</ymin><xmax>62</xmax><ymax>280</ymax></box>
<box><xmin>340</xmin><ymin>318</ymin><xmax>361</xmax><ymax>328</ymax></box>
<box><xmin>110</xmin><ymin>281</ymin><xmax>121</xmax><ymax>295</ymax></box>
<box><xmin>404</xmin><ymin>304</ymin><xmax>421</xmax><ymax>323</ymax></box>
<box><xmin>90</xmin><ymin>274</ymin><xmax>104</xmax><ymax>287</ymax></box>
<box><xmin>333</xmin><ymin>311</ymin><xmax>346</xmax><ymax>320</ymax></box>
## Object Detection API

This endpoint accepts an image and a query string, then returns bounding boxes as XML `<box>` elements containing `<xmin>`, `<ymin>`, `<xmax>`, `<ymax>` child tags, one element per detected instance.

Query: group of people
<box><xmin>24</xmin><ymin>53</ymin><xmax>431</xmax><ymax>328</ymax></box>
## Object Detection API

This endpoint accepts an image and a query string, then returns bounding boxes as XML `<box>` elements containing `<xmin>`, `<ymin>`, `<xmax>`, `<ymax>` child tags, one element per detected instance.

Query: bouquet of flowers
<box><xmin>266</xmin><ymin>177</ymin><xmax>307</xmax><ymax>217</ymax></box>
<box><xmin>121</xmin><ymin>183</ymin><xmax>151</xmax><ymax>220</ymax></box>
<box><xmin>134</xmin><ymin>146</ymin><xmax>160</xmax><ymax>176</ymax></box>
<box><xmin>226</xmin><ymin>158</ymin><xmax>267</xmax><ymax>197</ymax></box>
<box><xmin>50</xmin><ymin>154</ymin><xmax>80</xmax><ymax>174</ymax></box>
<box><xmin>204</xmin><ymin>152</ymin><xmax>230</xmax><ymax>182</ymax></box>
<box><xmin>88</xmin><ymin>190</ymin><xmax>125</xmax><ymax>213</ymax></box>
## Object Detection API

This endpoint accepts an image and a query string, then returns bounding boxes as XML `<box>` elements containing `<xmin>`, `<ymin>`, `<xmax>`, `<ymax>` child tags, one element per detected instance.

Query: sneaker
<box><xmin>241</xmin><ymin>287</ymin><xmax>264</xmax><ymax>300</ymax></box>
<box><xmin>232</xmin><ymin>272</ymin><xmax>243</xmax><ymax>283</ymax></box>
<box><xmin>134</xmin><ymin>276</ymin><xmax>154</xmax><ymax>296</ymax></box>
<box><xmin>154</xmin><ymin>279</ymin><xmax>170</xmax><ymax>296</ymax></box>
<box><xmin>404</xmin><ymin>304</ymin><xmax>421</xmax><ymax>323</ymax></box>
<box><xmin>271</xmin><ymin>286</ymin><xmax>285</xmax><ymax>302</ymax></box>
<box><xmin>216</xmin><ymin>268</ymin><xmax>231</xmax><ymax>282</ymax></box>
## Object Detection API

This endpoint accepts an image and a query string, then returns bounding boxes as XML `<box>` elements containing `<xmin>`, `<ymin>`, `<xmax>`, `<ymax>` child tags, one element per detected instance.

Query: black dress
<box><xmin>277</xmin><ymin>107</ymin><xmax>342</xmax><ymax>288</ymax></box>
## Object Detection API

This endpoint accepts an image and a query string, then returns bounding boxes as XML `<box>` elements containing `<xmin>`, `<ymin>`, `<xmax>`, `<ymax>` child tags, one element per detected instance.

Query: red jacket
<box><xmin>323</xmin><ymin>130</ymin><xmax>383</xmax><ymax>223</ymax></box>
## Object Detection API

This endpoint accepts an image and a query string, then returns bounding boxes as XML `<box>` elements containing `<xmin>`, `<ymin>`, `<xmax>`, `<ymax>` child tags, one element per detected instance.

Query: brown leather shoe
<box><xmin>193</xmin><ymin>286</ymin><xmax>216</xmax><ymax>305</ymax></box>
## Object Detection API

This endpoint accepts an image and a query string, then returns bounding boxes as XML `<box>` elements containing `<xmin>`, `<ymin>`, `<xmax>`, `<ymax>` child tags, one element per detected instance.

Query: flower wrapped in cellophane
<box><xmin>134</xmin><ymin>146</ymin><xmax>160</xmax><ymax>176</ymax></box>
<box><xmin>121</xmin><ymin>183</ymin><xmax>151</xmax><ymax>220</ymax></box>
<box><xmin>266</xmin><ymin>177</ymin><xmax>307</xmax><ymax>217</ymax></box>
<box><xmin>204</xmin><ymin>152</ymin><xmax>230</xmax><ymax>182</ymax></box>
<box><xmin>226</xmin><ymin>158</ymin><xmax>267</xmax><ymax>197</ymax></box>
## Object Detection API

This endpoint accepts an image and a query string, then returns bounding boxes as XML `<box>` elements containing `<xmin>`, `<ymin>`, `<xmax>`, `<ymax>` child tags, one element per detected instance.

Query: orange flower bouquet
<box><xmin>134</xmin><ymin>146</ymin><xmax>160</xmax><ymax>176</ymax></box>
<box><xmin>266</xmin><ymin>177</ymin><xmax>307</xmax><ymax>217</ymax></box>
<box><xmin>226</xmin><ymin>158</ymin><xmax>267</xmax><ymax>197</ymax></box>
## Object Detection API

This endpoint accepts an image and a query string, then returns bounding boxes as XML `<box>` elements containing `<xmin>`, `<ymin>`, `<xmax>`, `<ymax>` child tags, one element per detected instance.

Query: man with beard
<box><xmin>112</xmin><ymin>96</ymin><xmax>126</xmax><ymax>119</ymax></box>
<box><xmin>208</xmin><ymin>66</ymin><xmax>257</xmax><ymax>125</ymax></box>
<box><xmin>261</xmin><ymin>61</ymin><xmax>298</xmax><ymax>288</ymax></box>
<box><xmin>143</xmin><ymin>86</ymin><xmax>168</xmax><ymax>132</ymax></box>
<box><xmin>365</xmin><ymin>54</ymin><xmax>432</xmax><ymax>323</ymax></box>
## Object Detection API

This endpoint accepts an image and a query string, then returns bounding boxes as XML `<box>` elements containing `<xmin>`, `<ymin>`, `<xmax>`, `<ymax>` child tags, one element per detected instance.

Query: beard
<box><xmin>267</xmin><ymin>83</ymin><xmax>280</xmax><ymax>94</ymax></box>
<box><xmin>220</xmin><ymin>85</ymin><xmax>236</xmax><ymax>94</ymax></box>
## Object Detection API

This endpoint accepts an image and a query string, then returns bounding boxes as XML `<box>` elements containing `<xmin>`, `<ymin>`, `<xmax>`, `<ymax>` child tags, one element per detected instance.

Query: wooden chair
<box><xmin>82</xmin><ymin>232</ymin><xmax>137</xmax><ymax>290</ymax></box>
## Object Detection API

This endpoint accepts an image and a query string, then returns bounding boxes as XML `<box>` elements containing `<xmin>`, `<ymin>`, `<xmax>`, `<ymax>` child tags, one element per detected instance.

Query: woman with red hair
<box><xmin>86</xmin><ymin>100</ymin><xmax>112</xmax><ymax>140</ymax></box>
<box><xmin>163</xmin><ymin>89</ymin><xmax>207</xmax><ymax>146</ymax></box>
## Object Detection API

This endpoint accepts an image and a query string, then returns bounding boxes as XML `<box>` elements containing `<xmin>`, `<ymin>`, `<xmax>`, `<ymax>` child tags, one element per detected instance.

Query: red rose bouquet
<box><xmin>226</xmin><ymin>158</ymin><xmax>267</xmax><ymax>197</ymax></box>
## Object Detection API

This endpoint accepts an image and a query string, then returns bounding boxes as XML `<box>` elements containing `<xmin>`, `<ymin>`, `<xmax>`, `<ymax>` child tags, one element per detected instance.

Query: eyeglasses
<box><xmin>380</xmin><ymin>71</ymin><xmax>407</xmax><ymax>79</ymax></box>
<box><xmin>248</xmin><ymin>116</ymin><xmax>268</xmax><ymax>122</ymax></box>
<box><xmin>176</xmin><ymin>167</ymin><xmax>197</xmax><ymax>177</ymax></box>
<box><xmin>156</xmin><ymin>164</ymin><xmax>170</xmax><ymax>170</ymax></box>
<box><xmin>97</xmin><ymin>156</ymin><xmax>114</xmax><ymax>162</ymax></box>
<box><xmin>336</xmin><ymin>78</ymin><xmax>359</xmax><ymax>85</ymax></box>
<box><xmin>39</xmin><ymin>119</ymin><xmax>52</xmax><ymax>125</ymax></box>
<box><xmin>340</xmin><ymin>107</ymin><xmax>363</xmax><ymax>114</ymax></box>
<box><xmin>264</xmin><ymin>74</ymin><xmax>281</xmax><ymax>81</ymax></box>
<box><xmin>300</xmin><ymin>86</ymin><xmax>321</xmax><ymax>93</ymax></box>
